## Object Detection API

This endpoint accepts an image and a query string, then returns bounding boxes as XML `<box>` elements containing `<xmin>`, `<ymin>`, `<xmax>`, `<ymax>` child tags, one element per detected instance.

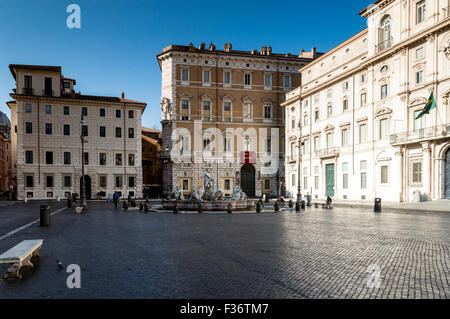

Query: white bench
<box><xmin>0</xmin><ymin>239</ymin><xmax>43</xmax><ymax>279</ymax></box>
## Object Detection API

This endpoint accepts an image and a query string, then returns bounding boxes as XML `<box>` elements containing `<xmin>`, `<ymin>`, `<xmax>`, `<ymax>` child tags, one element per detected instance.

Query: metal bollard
<box><xmin>198</xmin><ymin>202</ymin><xmax>203</xmax><ymax>213</ymax></box>
<box><xmin>40</xmin><ymin>205</ymin><xmax>50</xmax><ymax>227</ymax></box>
<box><xmin>139</xmin><ymin>203</ymin><xmax>143</xmax><ymax>212</ymax></box>
<box><xmin>374</xmin><ymin>198</ymin><xmax>381</xmax><ymax>212</ymax></box>
<box><xmin>295</xmin><ymin>201</ymin><xmax>300</xmax><ymax>212</ymax></box>
<box><xmin>173</xmin><ymin>203</ymin><xmax>179</xmax><ymax>214</ymax></box>
<box><xmin>288</xmin><ymin>200</ymin><xmax>293</xmax><ymax>208</ymax></box>
<box><xmin>123</xmin><ymin>201</ymin><xmax>128</xmax><ymax>210</ymax></box>
<box><xmin>227</xmin><ymin>202</ymin><xmax>233</xmax><ymax>214</ymax></box>
<box><xmin>274</xmin><ymin>200</ymin><xmax>280</xmax><ymax>212</ymax></box>
<box><xmin>256</xmin><ymin>201</ymin><xmax>261</xmax><ymax>213</ymax></box>
<box><xmin>67</xmin><ymin>197</ymin><xmax>72</xmax><ymax>208</ymax></box>
<box><xmin>301</xmin><ymin>200</ymin><xmax>305</xmax><ymax>210</ymax></box>
<box><xmin>144</xmin><ymin>203</ymin><xmax>150</xmax><ymax>213</ymax></box>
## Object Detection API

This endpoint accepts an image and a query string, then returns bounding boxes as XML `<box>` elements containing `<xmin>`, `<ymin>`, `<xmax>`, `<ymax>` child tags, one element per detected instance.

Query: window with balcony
<box><xmin>44</xmin><ymin>77</ymin><xmax>52</xmax><ymax>96</ymax></box>
<box><xmin>326</xmin><ymin>133</ymin><xmax>333</xmax><ymax>148</ymax></box>
<box><xmin>379</xmin><ymin>118</ymin><xmax>389</xmax><ymax>139</ymax></box>
<box><xmin>24</xmin><ymin>75</ymin><xmax>32</xmax><ymax>94</ymax></box>
<box><xmin>378</xmin><ymin>16</ymin><xmax>392</xmax><ymax>52</ymax></box>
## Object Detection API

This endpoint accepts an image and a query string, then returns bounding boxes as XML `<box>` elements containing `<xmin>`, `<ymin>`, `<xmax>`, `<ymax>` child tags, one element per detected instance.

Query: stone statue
<box><xmin>191</xmin><ymin>188</ymin><xmax>202</xmax><ymax>201</ymax></box>
<box><xmin>160</xmin><ymin>97</ymin><xmax>174</xmax><ymax>120</ymax></box>
<box><xmin>173</xmin><ymin>186</ymin><xmax>184</xmax><ymax>200</ymax></box>
<box><xmin>231</xmin><ymin>186</ymin><xmax>247</xmax><ymax>201</ymax></box>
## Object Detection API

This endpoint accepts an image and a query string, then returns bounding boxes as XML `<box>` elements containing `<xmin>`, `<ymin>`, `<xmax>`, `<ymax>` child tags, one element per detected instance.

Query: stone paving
<box><xmin>0</xmin><ymin>201</ymin><xmax>449</xmax><ymax>299</ymax></box>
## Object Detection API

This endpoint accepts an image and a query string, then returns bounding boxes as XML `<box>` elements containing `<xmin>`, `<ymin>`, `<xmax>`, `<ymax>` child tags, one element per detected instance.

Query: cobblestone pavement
<box><xmin>0</xmin><ymin>202</ymin><xmax>449</xmax><ymax>299</ymax></box>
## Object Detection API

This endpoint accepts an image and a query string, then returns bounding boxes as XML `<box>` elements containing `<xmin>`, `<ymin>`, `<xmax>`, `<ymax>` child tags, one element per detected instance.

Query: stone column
<box><xmin>422</xmin><ymin>142</ymin><xmax>432</xmax><ymax>201</ymax></box>
<box><xmin>394</xmin><ymin>147</ymin><xmax>404</xmax><ymax>202</ymax></box>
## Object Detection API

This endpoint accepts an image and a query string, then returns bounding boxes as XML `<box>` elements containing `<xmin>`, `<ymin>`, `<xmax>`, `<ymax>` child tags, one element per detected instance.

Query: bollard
<box><xmin>40</xmin><ymin>205</ymin><xmax>50</xmax><ymax>227</ymax></box>
<box><xmin>306</xmin><ymin>194</ymin><xmax>312</xmax><ymax>207</ymax></box>
<box><xmin>123</xmin><ymin>201</ymin><xmax>128</xmax><ymax>210</ymax></box>
<box><xmin>131</xmin><ymin>199</ymin><xmax>136</xmax><ymax>207</ymax></box>
<box><xmin>295</xmin><ymin>201</ymin><xmax>300</xmax><ymax>212</ymax></box>
<box><xmin>67</xmin><ymin>197</ymin><xmax>72</xmax><ymax>208</ymax></box>
<box><xmin>274</xmin><ymin>200</ymin><xmax>280</xmax><ymax>212</ymax></box>
<box><xmin>374</xmin><ymin>198</ymin><xmax>381</xmax><ymax>212</ymax></box>
<box><xmin>139</xmin><ymin>203</ymin><xmax>143</xmax><ymax>212</ymax></box>
<box><xmin>288</xmin><ymin>200</ymin><xmax>293</xmax><ymax>208</ymax></box>
<box><xmin>227</xmin><ymin>202</ymin><xmax>232</xmax><ymax>214</ymax></box>
<box><xmin>197</xmin><ymin>202</ymin><xmax>203</xmax><ymax>213</ymax></box>
<box><xmin>314</xmin><ymin>202</ymin><xmax>319</xmax><ymax>208</ymax></box>
<box><xmin>173</xmin><ymin>203</ymin><xmax>179</xmax><ymax>214</ymax></box>
<box><xmin>301</xmin><ymin>200</ymin><xmax>305</xmax><ymax>210</ymax></box>
<box><xmin>256</xmin><ymin>201</ymin><xmax>262</xmax><ymax>213</ymax></box>
<box><xmin>144</xmin><ymin>203</ymin><xmax>150</xmax><ymax>213</ymax></box>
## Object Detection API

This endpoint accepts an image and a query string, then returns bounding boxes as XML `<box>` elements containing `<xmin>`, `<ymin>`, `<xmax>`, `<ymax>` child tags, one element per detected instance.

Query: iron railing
<box><xmin>22</xmin><ymin>87</ymin><xmax>34</xmax><ymax>95</ymax></box>
<box><xmin>390</xmin><ymin>124</ymin><xmax>450</xmax><ymax>145</ymax></box>
<box><xmin>376</xmin><ymin>37</ymin><xmax>393</xmax><ymax>53</ymax></box>
<box><xmin>315</xmin><ymin>147</ymin><xmax>340</xmax><ymax>158</ymax></box>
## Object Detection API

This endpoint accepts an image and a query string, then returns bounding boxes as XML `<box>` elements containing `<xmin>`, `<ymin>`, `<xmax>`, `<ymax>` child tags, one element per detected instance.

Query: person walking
<box><xmin>113</xmin><ymin>192</ymin><xmax>119</xmax><ymax>209</ymax></box>
<box><xmin>107</xmin><ymin>193</ymin><xmax>112</xmax><ymax>203</ymax></box>
<box><xmin>326</xmin><ymin>196</ymin><xmax>332</xmax><ymax>209</ymax></box>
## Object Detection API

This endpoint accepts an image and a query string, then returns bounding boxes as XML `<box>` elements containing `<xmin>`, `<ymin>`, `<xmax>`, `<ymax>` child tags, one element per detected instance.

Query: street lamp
<box><xmin>297</xmin><ymin>123</ymin><xmax>303</xmax><ymax>204</ymax></box>
<box><xmin>80</xmin><ymin>115</ymin><xmax>88</xmax><ymax>209</ymax></box>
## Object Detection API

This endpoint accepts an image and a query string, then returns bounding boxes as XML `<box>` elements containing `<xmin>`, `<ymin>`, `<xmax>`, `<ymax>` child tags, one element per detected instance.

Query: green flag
<box><xmin>415</xmin><ymin>91</ymin><xmax>436</xmax><ymax>119</ymax></box>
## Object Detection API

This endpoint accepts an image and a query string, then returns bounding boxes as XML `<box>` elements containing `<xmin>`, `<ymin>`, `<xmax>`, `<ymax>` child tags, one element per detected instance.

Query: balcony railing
<box><xmin>376</xmin><ymin>37</ymin><xmax>393</xmax><ymax>53</ymax></box>
<box><xmin>315</xmin><ymin>147</ymin><xmax>340</xmax><ymax>158</ymax></box>
<box><xmin>43</xmin><ymin>89</ymin><xmax>54</xmax><ymax>96</ymax></box>
<box><xmin>444</xmin><ymin>6</ymin><xmax>450</xmax><ymax>19</ymax></box>
<box><xmin>390</xmin><ymin>124</ymin><xmax>450</xmax><ymax>145</ymax></box>
<box><xmin>22</xmin><ymin>87</ymin><xmax>34</xmax><ymax>95</ymax></box>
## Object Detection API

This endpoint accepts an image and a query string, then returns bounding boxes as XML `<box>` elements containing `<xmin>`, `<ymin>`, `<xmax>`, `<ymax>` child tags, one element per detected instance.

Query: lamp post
<box><xmin>297</xmin><ymin>123</ymin><xmax>303</xmax><ymax>204</ymax></box>
<box><xmin>80</xmin><ymin>115</ymin><xmax>87</xmax><ymax>209</ymax></box>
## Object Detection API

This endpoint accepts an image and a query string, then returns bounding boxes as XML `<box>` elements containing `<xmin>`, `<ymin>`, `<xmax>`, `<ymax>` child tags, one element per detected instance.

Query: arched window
<box><xmin>379</xmin><ymin>16</ymin><xmax>391</xmax><ymax>51</ymax></box>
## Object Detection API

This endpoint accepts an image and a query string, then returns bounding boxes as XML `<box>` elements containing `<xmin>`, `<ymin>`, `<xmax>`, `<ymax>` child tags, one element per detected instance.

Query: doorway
<box><xmin>325</xmin><ymin>164</ymin><xmax>335</xmax><ymax>197</ymax></box>
<box><xmin>80</xmin><ymin>175</ymin><xmax>92</xmax><ymax>199</ymax></box>
<box><xmin>240</xmin><ymin>164</ymin><xmax>255</xmax><ymax>198</ymax></box>
<box><xmin>445</xmin><ymin>149</ymin><xmax>450</xmax><ymax>199</ymax></box>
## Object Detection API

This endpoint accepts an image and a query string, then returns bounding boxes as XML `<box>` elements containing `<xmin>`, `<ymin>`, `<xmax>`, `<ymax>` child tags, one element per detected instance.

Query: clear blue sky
<box><xmin>0</xmin><ymin>0</ymin><xmax>372</xmax><ymax>130</ymax></box>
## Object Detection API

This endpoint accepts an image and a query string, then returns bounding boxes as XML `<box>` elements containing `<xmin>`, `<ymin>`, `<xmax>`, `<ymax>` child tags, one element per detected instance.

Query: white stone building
<box><xmin>283</xmin><ymin>0</ymin><xmax>450</xmax><ymax>202</ymax></box>
<box><xmin>7</xmin><ymin>65</ymin><xmax>146</xmax><ymax>200</ymax></box>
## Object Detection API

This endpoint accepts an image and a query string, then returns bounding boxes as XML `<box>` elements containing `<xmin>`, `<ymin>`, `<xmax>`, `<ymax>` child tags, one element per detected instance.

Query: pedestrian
<box><xmin>72</xmin><ymin>193</ymin><xmax>77</xmax><ymax>207</ymax></box>
<box><xmin>113</xmin><ymin>192</ymin><xmax>119</xmax><ymax>209</ymax></box>
<box><xmin>326</xmin><ymin>196</ymin><xmax>332</xmax><ymax>209</ymax></box>
<box><xmin>107</xmin><ymin>193</ymin><xmax>112</xmax><ymax>203</ymax></box>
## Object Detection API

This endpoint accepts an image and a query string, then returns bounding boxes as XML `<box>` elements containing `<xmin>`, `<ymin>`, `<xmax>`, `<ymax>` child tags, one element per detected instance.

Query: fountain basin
<box><xmin>162</xmin><ymin>199</ymin><xmax>253</xmax><ymax>211</ymax></box>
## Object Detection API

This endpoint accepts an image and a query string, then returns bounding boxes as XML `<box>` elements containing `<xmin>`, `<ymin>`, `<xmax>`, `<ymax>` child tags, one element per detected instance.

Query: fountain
<box><xmin>162</xmin><ymin>170</ymin><xmax>253</xmax><ymax>211</ymax></box>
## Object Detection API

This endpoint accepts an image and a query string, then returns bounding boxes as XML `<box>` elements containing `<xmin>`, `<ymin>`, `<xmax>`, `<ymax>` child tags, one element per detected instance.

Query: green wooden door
<box><xmin>325</xmin><ymin>164</ymin><xmax>335</xmax><ymax>197</ymax></box>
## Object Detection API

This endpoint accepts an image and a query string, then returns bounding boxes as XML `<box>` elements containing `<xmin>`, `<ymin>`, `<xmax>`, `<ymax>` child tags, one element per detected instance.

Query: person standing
<box><xmin>113</xmin><ymin>192</ymin><xmax>119</xmax><ymax>209</ymax></box>
<box><xmin>107</xmin><ymin>193</ymin><xmax>112</xmax><ymax>203</ymax></box>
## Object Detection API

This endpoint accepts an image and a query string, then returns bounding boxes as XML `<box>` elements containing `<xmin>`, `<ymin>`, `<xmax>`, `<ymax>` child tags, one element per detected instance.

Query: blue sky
<box><xmin>0</xmin><ymin>0</ymin><xmax>372</xmax><ymax>129</ymax></box>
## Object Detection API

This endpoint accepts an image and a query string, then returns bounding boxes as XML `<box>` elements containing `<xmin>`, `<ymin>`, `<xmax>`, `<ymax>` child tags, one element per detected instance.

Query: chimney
<box><xmin>312</xmin><ymin>47</ymin><xmax>317</xmax><ymax>59</ymax></box>
<box><xmin>121</xmin><ymin>92</ymin><xmax>125</xmax><ymax>99</ymax></box>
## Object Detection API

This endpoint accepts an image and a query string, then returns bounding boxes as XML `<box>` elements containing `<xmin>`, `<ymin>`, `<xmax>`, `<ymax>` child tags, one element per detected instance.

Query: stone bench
<box><xmin>0</xmin><ymin>239</ymin><xmax>43</xmax><ymax>279</ymax></box>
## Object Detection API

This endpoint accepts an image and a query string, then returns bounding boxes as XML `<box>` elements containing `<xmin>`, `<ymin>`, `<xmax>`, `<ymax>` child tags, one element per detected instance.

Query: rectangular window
<box><xmin>25</xmin><ymin>103</ymin><xmax>32</xmax><ymax>113</ymax></box>
<box><xmin>264</xmin><ymin>74</ymin><xmax>272</xmax><ymax>88</ymax></box>
<box><xmin>326</xmin><ymin>133</ymin><xmax>333</xmax><ymax>148</ymax></box>
<box><xmin>99</xmin><ymin>153</ymin><xmax>106</xmax><ymax>165</ymax></box>
<box><xmin>99</xmin><ymin>176</ymin><xmax>107</xmax><ymax>188</ymax></box>
<box><xmin>45</xmin><ymin>123</ymin><xmax>52</xmax><ymax>135</ymax></box>
<box><xmin>304</xmin><ymin>176</ymin><xmax>308</xmax><ymax>189</ymax></box>
<box><xmin>127</xmin><ymin>110</ymin><xmax>133</xmax><ymax>119</ymax></box>
<box><xmin>415</xmin><ymin>71</ymin><xmax>424</xmax><ymax>85</ymax></box>
<box><xmin>223</xmin><ymin>71</ymin><xmax>231</xmax><ymax>86</ymax></box>
<box><xmin>63</xmin><ymin>124</ymin><xmax>70</xmax><ymax>136</ymax></box>
<box><xmin>64</xmin><ymin>106</ymin><xmax>70</xmax><ymax>115</ymax></box>
<box><xmin>116</xmin><ymin>154</ymin><xmax>122</xmax><ymax>166</ymax></box>
<box><xmin>361</xmin><ymin>172</ymin><xmax>367</xmax><ymax>189</ymax></box>
<box><xmin>100</xmin><ymin>108</ymin><xmax>105</xmax><ymax>117</ymax></box>
<box><xmin>342</xmin><ymin>162</ymin><xmax>348</xmax><ymax>172</ymax></box>
<box><xmin>203</xmin><ymin>70</ymin><xmax>211</xmax><ymax>84</ymax></box>
<box><xmin>82</xmin><ymin>107</ymin><xmax>88</xmax><ymax>116</ymax></box>
<box><xmin>100</xmin><ymin>126</ymin><xmax>106</xmax><ymax>137</ymax></box>
<box><xmin>128</xmin><ymin>154</ymin><xmax>135</xmax><ymax>166</ymax></box>
<box><xmin>129</xmin><ymin>176</ymin><xmax>135</xmax><ymax>188</ymax></box>
<box><xmin>64</xmin><ymin>176</ymin><xmax>71</xmax><ymax>188</ymax></box>
<box><xmin>359</xmin><ymin>124</ymin><xmax>367</xmax><ymax>143</ymax></box>
<box><xmin>327</xmin><ymin>88</ymin><xmax>333</xmax><ymax>98</ymax></box>
<box><xmin>343</xmin><ymin>82</ymin><xmax>349</xmax><ymax>90</ymax></box>
<box><xmin>223</xmin><ymin>102</ymin><xmax>231</xmax><ymax>122</ymax></box>
<box><xmin>224</xmin><ymin>179</ymin><xmax>231</xmax><ymax>190</ymax></box>
<box><xmin>314</xmin><ymin>110</ymin><xmax>319</xmax><ymax>122</ymax></box>
<box><xmin>327</xmin><ymin>105</ymin><xmax>333</xmax><ymax>117</ymax></box>
<box><xmin>125</xmin><ymin>128</ymin><xmax>134</xmax><ymax>139</ymax></box>
<box><xmin>243</xmin><ymin>103</ymin><xmax>252</xmax><ymax>119</ymax></box>
<box><xmin>381</xmin><ymin>165</ymin><xmax>388</xmax><ymax>184</ymax></box>
<box><xmin>304</xmin><ymin>114</ymin><xmax>309</xmax><ymax>126</ymax></box>
<box><xmin>181</xmin><ymin>100</ymin><xmax>189</xmax><ymax>120</ymax></box>
<box><xmin>116</xmin><ymin>127</ymin><xmax>122</xmax><ymax>138</ymax></box>
<box><xmin>292</xmin><ymin>174</ymin><xmax>296</xmax><ymax>187</ymax></box>
<box><xmin>314</xmin><ymin>136</ymin><xmax>320</xmax><ymax>152</ymax></box>
<box><xmin>202</xmin><ymin>101</ymin><xmax>211</xmax><ymax>121</ymax></box>
<box><xmin>361</xmin><ymin>73</ymin><xmax>367</xmax><ymax>83</ymax></box>
<box><xmin>116</xmin><ymin>109</ymin><xmax>121</xmax><ymax>118</ymax></box>
<box><xmin>342</xmin><ymin>129</ymin><xmax>348</xmax><ymax>146</ymax></box>
<box><xmin>360</xmin><ymin>160</ymin><xmax>367</xmax><ymax>171</ymax></box>
<box><xmin>314</xmin><ymin>95</ymin><xmax>319</xmax><ymax>104</ymax></box>
<box><xmin>264</xmin><ymin>104</ymin><xmax>272</xmax><ymax>119</ymax></box>
<box><xmin>82</xmin><ymin>125</ymin><xmax>88</xmax><ymax>136</ymax></box>
<box><xmin>381</xmin><ymin>84</ymin><xmax>388</xmax><ymax>99</ymax></box>
<box><xmin>416</xmin><ymin>0</ymin><xmax>426</xmax><ymax>24</ymax></box>
<box><xmin>64</xmin><ymin>152</ymin><xmax>71</xmax><ymax>165</ymax></box>
<box><xmin>46</xmin><ymin>175</ymin><xmax>53</xmax><ymax>187</ymax></box>
<box><xmin>26</xmin><ymin>122</ymin><xmax>32</xmax><ymax>134</ymax></box>
<box><xmin>24</xmin><ymin>75</ymin><xmax>32</xmax><ymax>90</ymax></box>
<box><xmin>380</xmin><ymin>118</ymin><xmax>388</xmax><ymax>139</ymax></box>
<box><xmin>412</xmin><ymin>162</ymin><xmax>422</xmax><ymax>183</ymax></box>
<box><xmin>83</xmin><ymin>152</ymin><xmax>89</xmax><ymax>165</ymax></box>
<box><xmin>181</xmin><ymin>69</ymin><xmax>189</xmax><ymax>82</ymax></box>
<box><xmin>415</xmin><ymin>47</ymin><xmax>424</xmax><ymax>60</ymax></box>
<box><xmin>26</xmin><ymin>175</ymin><xmax>34</xmax><ymax>188</ymax></box>
<box><xmin>284</xmin><ymin>75</ymin><xmax>291</xmax><ymax>89</ymax></box>
<box><xmin>262</xmin><ymin>179</ymin><xmax>270</xmax><ymax>191</ymax></box>
<box><xmin>45</xmin><ymin>105</ymin><xmax>52</xmax><ymax>114</ymax></box>
<box><xmin>343</xmin><ymin>99</ymin><xmax>348</xmax><ymax>111</ymax></box>
<box><xmin>115</xmin><ymin>176</ymin><xmax>123</xmax><ymax>188</ymax></box>
<box><xmin>361</xmin><ymin>93</ymin><xmax>367</xmax><ymax>107</ymax></box>
<box><xmin>25</xmin><ymin>150</ymin><xmax>33</xmax><ymax>164</ymax></box>
<box><xmin>343</xmin><ymin>173</ymin><xmax>348</xmax><ymax>189</ymax></box>
<box><xmin>44</xmin><ymin>78</ymin><xmax>52</xmax><ymax>95</ymax></box>
<box><xmin>414</xmin><ymin>110</ymin><xmax>423</xmax><ymax>131</ymax></box>
<box><xmin>46</xmin><ymin>151</ymin><xmax>53</xmax><ymax>164</ymax></box>
<box><xmin>244</xmin><ymin>73</ymin><xmax>251</xmax><ymax>86</ymax></box>
<box><xmin>314</xmin><ymin>176</ymin><xmax>319</xmax><ymax>189</ymax></box>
